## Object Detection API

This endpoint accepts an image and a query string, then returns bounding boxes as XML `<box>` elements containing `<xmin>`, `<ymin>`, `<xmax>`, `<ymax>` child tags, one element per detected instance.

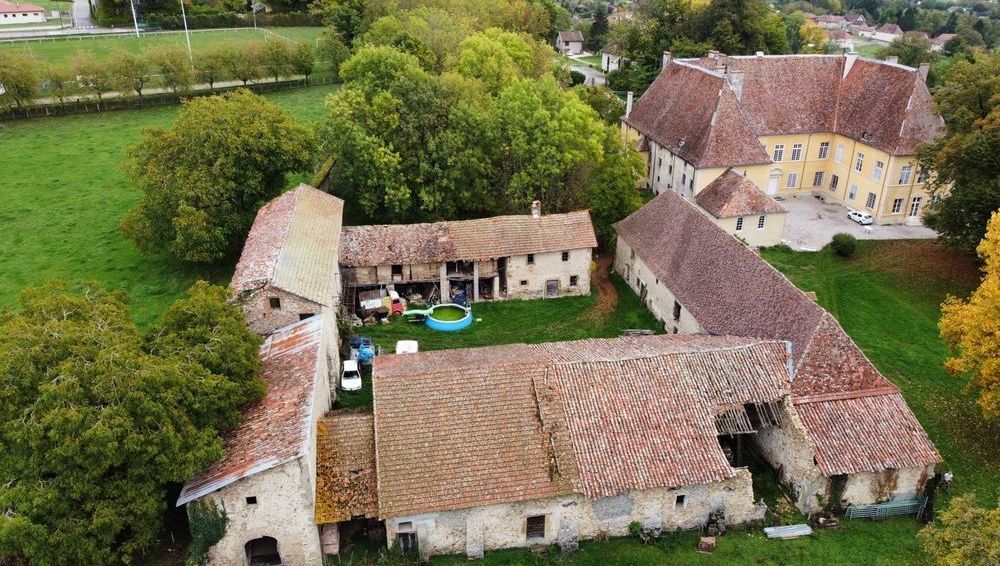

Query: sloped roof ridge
<box><xmin>543</xmin><ymin>338</ymin><xmax>784</xmax><ymax>366</ymax></box>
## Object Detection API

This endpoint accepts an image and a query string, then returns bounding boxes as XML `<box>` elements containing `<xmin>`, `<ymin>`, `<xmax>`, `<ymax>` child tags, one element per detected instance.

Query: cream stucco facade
<box><xmin>385</xmin><ymin>469</ymin><xmax>764</xmax><ymax>560</ymax></box>
<box><xmin>714</xmin><ymin>212</ymin><xmax>787</xmax><ymax>248</ymax></box>
<box><xmin>623</xmin><ymin>124</ymin><xmax>934</xmax><ymax>226</ymax></box>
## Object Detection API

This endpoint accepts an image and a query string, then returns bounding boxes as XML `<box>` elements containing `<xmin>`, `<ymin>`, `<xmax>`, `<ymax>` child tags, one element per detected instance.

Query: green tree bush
<box><xmin>830</xmin><ymin>233</ymin><xmax>857</xmax><ymax>257</ymax></box>
<box><xmin>0</xmin><ymin>281</ymin><xmax>262</xmax><ymax>564</ymax></box>
<box><xmin>122</xmin><ymin>89</ymin><xmax>316</xmax><ymax>263</ymax></box>
<box><xmin>918</xmin><ymin>494</ymin><xmax>1000</xmax><ymax>565</ymax></box>
<box><xmin>0</xmin><ymin>51</ymin><xmax>38</xmax><ymax>110</ymax></box>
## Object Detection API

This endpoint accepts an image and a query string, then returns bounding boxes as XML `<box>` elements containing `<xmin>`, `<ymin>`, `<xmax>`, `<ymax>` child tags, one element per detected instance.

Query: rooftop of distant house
<box><xmin>0</xmin><ymin>1</ymin><xmax>44</xmax><ymax>13</ymax></box>
<box><xmin>558</xmin><ymin>30</ymin><xmax>584</xmax><ymax>43</ymax></box>
<box><xmin>694</xmin><ymin>169</ymin><xmax>787</xmax><ymax>219</ymax></box>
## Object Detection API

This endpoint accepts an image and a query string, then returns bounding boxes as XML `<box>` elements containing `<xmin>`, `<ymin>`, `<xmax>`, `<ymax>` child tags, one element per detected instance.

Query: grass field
<box><xmin>0</xmin><ymin>27</ymin><xmax>324</xmax><ymax>65</ymax></box>
<box><xmin>0</xmin><ymin>83</ymin><xmax>337</xmax><ymax>328</ymax></box>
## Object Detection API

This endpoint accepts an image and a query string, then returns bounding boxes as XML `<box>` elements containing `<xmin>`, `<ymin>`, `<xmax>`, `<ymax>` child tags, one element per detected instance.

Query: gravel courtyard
<box><xmin>780</xmin><ymin>195</ymin><xmax>938</xmax><ymax>251</ymax></box>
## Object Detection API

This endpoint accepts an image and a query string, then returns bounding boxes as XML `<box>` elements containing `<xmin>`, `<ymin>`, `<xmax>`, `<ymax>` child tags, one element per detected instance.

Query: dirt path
<box><xmin>585</xmin><ymin>252</ymin><xmax>619</xmax><ymax>320</ymax></box>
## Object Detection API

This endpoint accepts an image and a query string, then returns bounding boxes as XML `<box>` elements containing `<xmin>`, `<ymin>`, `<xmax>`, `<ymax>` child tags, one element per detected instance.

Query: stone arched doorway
<box><xmin>245</xmin><ymin>536</ymin><xmax>282</xmax><ymax>566</ymax></box>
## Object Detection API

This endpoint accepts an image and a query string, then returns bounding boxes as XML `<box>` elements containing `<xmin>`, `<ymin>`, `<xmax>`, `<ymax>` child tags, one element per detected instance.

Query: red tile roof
<box><xmin>877</xmin><ymin>23</ymin><xmax>902</xmax><ymax>35</ymax></box>
<box><xmin>622</xmin><ymin>62</ymin><xmax>770</xmax><ymax>168</ymax></box>
<box><xmin>626</xmin><ymin>55</ymin><xmax>941</xmax><ymax>163</ymax></box>
<box><xmin>177</xmin><ymin>317</ymin><xmax>324</xmax><ymax>506</ymax></box>
<box><xmin>231</xmin><ymin>185</ymin><xmax>344</xmax><ymax>306</ymax></box>
<box><xmin>340</xmin><ymin>211</ymin><xmax>597</xmax><ymax>266</ymax></box>
<box><xmin>932</xmin><ymin>33</ymin><xmax>956</xmax><ymax>45</ymax></box>
<box><xmin>0</xmin><ymin>2</ymin><xmax>44</xmax><ymax>13</ymax></box>
<box><xmin>372</xmin><ymin>335</ymin><xmax>790</xmax><ymax>515</ymax></box>
<box><xmin>615</xmin><ymin>191</ymin><xmax>938</xmax><ymax>474</ymax></box>
<box><xmin>315</xmin><ymin>411</ymin><xmax>378</xmax><ymax>523</ymax></box>
<box><xmin>558</xmin><ymin>30</ymin><xmax>584</xmax><ymax>43</ymax></box>
<box><xmin>695</xmin><ymin>169</ymin><xmax>787</xmax><ymax>218</ymax></box>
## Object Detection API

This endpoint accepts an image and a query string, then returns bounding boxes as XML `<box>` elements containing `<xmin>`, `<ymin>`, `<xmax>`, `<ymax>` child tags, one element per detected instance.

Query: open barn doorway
<box><xmin>245</xmin><ymin>536</ymin><xmax>281</xmax><ymax>566</ymax></box>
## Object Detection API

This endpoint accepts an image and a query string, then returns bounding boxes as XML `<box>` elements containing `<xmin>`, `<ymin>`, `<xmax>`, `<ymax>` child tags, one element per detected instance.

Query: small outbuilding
<box><xmin>0</xmin><ymin>1</ymin><xmax>46</xmax><ymax>25</ymax></box>
<box><xmin>556</xmin><ymin>30</ymin><xmax>584</xmax><ymax>54</ymax></box>
<box><xmin>694</xmin><ymin>169</ymin><xmax>787</xmax><ymax>247</ymax></box>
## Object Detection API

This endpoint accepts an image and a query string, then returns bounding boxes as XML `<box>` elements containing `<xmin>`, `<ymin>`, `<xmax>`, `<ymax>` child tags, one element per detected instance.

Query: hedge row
<box><xmin>146</xmin><ymin>12</ymin><xmax>319</xmax><ymax>30</ymax></box>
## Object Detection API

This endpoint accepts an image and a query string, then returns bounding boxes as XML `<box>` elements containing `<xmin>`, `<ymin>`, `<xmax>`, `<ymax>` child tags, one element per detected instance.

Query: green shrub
<box><xmin>186</xmin><ymin>500</ymin><xmax>228</xmax><ymax>566</ymax></box>
<box><xmin>569</xmin><ymin>70</ymin><xmax>586</xmax><ymax>85</ymax></box>
<box><xmin>831</xmin><ymin>233</ymin><xmax>857</xmax><ymax>257</ymax></box>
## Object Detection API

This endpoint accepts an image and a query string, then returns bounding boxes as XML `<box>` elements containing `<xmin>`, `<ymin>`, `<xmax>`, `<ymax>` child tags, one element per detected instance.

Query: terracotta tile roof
<box><xmin>628</xmin><ymin>55</ymin><xmax>941</xmax><ymax>165</ymax></box>
<box><xmin>695</xmin><ymin>169</ymin><xmax>787</xmax><ymax>218</ymax></box>
<box><xmin>932</xmin><ymin>33</ymin><xmax>956</xmax><ymax>45</ymax></box>
<box><xmin>177</xmin><ymin>317</ymin><xmax>324</xmax><ymax>506</ymax></box>
<box><xmin>231</xmin><ymin>185</ymin><xmax>344</xmax><ymax>306</ymax></box>
<box><xmin>622</xmin><ymin>62</ymin><xmax>770</xmax><ymax>168</ymax></box>
<box><xmin>817</xmin><ymin>14</ymin><xmax>846</xmax><ymax>24</ymax></box>
<box><xmin>615</xmin><ymin>191</ymin><xmax>938</xmax><ymax>474</ymax></box>
<box><xmin>829</xmin><ymin>30</ymin><xmax>852</xmax><ymax>41</ymax></box>
<box><xmin>372</xmin><ymin>335</ymin><xmax>790</xmax><ymax>515</ymax></box>
<box><xmin>795</xmin><ymin>393</ymin><xmax>941</xmax><ymax>475</ymax></box>
<box><xmin>0</xmin><ymin>2</ymin><xmax>44</xmax><ymax>13</ymax></box>
<box><xmin>340</xmin><ymin>211</ymin><xmax>596</xmax><ymax>266</ymax></box>
<box><xmin>315</xmin><ymin>411</ymin><xmax>378</xmax><ymax>524</ymax></box>
<box><xmin>845</xmin><ymin>13</ymin><xmax>865</xmax><ymax>23</ymax></box>
<box><xmin>372</xmin><ymin>344</ymin><xmax>573</xmax><ymax>518</ymax></box>
<box><xmin>877</xmin><ymin>23</ymin><xmax>902</xmax><ymax>35</ymax></box>
<box><xmin>558</xmin><ymin>30</ymin><xmax>584</xmax><ymax>43</ymax></box>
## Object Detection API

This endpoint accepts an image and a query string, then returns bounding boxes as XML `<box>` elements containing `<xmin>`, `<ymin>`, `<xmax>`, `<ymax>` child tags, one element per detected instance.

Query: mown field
<box><xmin>0</xmin><ymin>26</ymin><xmax>323</xmax><ymax>65</ymax></box>
<box><xmin>0</xmin><ymin>83</ymin><xmax>336</xmax><ymax>327</ymax></box>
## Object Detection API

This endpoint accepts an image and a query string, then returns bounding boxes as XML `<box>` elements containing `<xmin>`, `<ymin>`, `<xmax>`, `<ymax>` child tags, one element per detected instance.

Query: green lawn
<box><xmin>761</xmin><ymin>241</ymin><xmax>998</xmax><ymax>506</ymax></box>
<box><xmin>0</xmin><ymin>27</ymin><xmax>323</xmax><ymax>65</ymax></box>
<box><xmin>0</xmin><ymin>83</ymin><xmax>337</xmax><ymax>328</ymax></box>
<box><xmin>575</xmin><ymin>54</ymin><xmax>603</xmax><ymax>69</ymax></box>
<box><xmin>855</xmin><ymin>43</ymin><xmax>883</xmax><ymax>58</ymax></box>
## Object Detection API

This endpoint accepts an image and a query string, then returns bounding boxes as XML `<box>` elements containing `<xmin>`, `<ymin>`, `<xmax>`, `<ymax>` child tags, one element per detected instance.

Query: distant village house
<box><xmin>0</xmin><ymin>1</ymin><xmax>45</xmax><ymax>24</ymax></box>
<box><xmin>556</xmin><ymin>30</ymin><xmax>584</xmax><ymax>54</ymax></box>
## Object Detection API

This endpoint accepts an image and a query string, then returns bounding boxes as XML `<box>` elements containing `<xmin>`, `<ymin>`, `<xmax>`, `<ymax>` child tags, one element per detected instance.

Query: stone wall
<box><xmin>613</xmin><ymin>238</ymin><xmax>703</xmax><ymax>334</ymax></box>
<box><xmin>752</xmin><ymin>399</ymin><xmax>828</xmax><ymax>514</ymax></box>
<box><xmin>385</xmin><ymin>470</ymin><xmax>764</xmax><ymax>560</ymax></box>
<box><xmin>240</xmin><ymin>285</ymin><xmax>324</xmax><ymax>338</ymax></box>
<box><xmin>841</xmin><ymin>465</ymin><xmax>933</xmax><ymax>506</ymax></box>
<box><xmin>202</xmin><ymin>459</ymin><xmax>323</xmax><ymax>566</ymax></box>
<box><xmin>506</xmin><ymin>249</ymin><xmax>592</xmax><ymax>300</ymax></box>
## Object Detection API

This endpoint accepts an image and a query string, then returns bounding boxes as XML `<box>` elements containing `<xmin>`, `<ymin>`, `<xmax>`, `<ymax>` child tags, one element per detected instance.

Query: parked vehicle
<box><xmin>340</xmin><ymin>360</ymin><xmax>362</xmax><ymax>391</ymax></box>
<box><xmin>847</xmin><ymin>210</ymin><xmax>873</xmax><ymax>225</ymax></box>
<box><xmin>395</xmin><ymin>340</ymin><xmax>419</xmax><ymax>354</ymax></box>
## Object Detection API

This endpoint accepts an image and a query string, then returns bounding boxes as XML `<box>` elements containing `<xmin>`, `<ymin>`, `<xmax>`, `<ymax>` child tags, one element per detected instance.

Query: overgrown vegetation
<box><xmin>185</xmin><ymin>500</ymin><xmax>229</xmax><ymax>566</ymax></box>
<box><xmin>0</xmin><ymin>281</ymin><xmax>262</xmax><ymax>564</ymax></box>
<box><xmin>918</xmin><ymin>494</ymin><xmax>1000</xmax><ymax>566</ymax></box>
<box><xmin>122</xmin><ymin>89</ymin><xmax>316</xmax><ymax>263</ymax></box>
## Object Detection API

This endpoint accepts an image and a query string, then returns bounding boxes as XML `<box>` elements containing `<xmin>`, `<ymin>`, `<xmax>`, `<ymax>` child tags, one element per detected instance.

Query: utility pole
<box><xmin>129</xmin><ymin>0</ymin><xmax>140</xmax><ymax>38</ymax></box>
<box><xmin>180</xmin><ymin>0</ymin><xmax>194</xmax><ymax>70</ymax></box>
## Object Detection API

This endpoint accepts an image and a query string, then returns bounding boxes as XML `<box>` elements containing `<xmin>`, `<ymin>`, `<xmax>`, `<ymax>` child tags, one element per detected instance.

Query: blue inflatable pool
<box><xmin>425</xmin><ymin>304</ymin><xmax>472</xmax><ymax>332</ymax></box>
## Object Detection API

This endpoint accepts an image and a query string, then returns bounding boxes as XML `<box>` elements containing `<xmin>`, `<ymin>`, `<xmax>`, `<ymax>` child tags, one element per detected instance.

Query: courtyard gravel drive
<box><xmin>779</xmin><ymin>195</ymin><xmax>937</xmax><ymax>251</ymax></box>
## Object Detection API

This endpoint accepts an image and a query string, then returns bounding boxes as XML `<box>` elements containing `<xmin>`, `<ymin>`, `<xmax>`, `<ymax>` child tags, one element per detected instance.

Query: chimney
<box><xmin>918</xmin><ymin>62</ymin><xmax>930</xmax><ymax>82</ymax></box>
<box><xmin>885</xmin><ymin>55</ymin><xmax>899</xmax><ymax>65</ymax></box>
<box><xmin>726</xmin><ymin>70</ymin><xmax>745</xmax><ymax>101</ymax></box>
<box><xmin>843</xmin><ymin>51</ymin><xmax>858</xmax><ymax>78</ymax></box>
<box><xmin>531</xmin><ymin>200</ymin><xmax>542</xmax><ymax>219</ymax></box>
<box><xmin>625</xmin><ymin>91</ymin><xmax>633</xmax><ymax>117</ymax></box>
<box><xmin>661</xmin><ymin>51</ymin><xmax>672</xmax><ymax>71</ymax></box>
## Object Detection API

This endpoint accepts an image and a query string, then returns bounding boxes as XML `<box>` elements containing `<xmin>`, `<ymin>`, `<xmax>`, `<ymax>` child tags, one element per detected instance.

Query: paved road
<box><xmin>72</xmin><ymin>0</ymin><xmax>94</xmax><ymax>28</ymax></box>
<box><xmin>781</xmin><ymin>195</ymin><xmax>937</xmax><ymax>251</ymax></box>
<box><xmin>570</xmin><ymin>63</ymin><xmax>606</xmax><ymax>86</ymax></box>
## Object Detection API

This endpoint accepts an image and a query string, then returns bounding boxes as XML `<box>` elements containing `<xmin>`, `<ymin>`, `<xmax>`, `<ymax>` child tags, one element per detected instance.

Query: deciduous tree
<box><xmin>918</xmin><ymin>494</ymin><xmax>1000</xmax><ymax>565</ymax></box>
<box><xmin>73</xmin><ymin>50</ymin><xmax>115</xmax><ymax>102</ymax></box>
<box><xmin>150</xmin><ymin>45</ymin><xmax>194</xmax><ymax>94</ymax></box>
<box><xmin>940</xmin><ymin>212</ymin><xmax>1000</xmax><ymax>418</ymax></box>
<box><xmin>878</xmin><ymin>34</ymin><xmax>935</xmax><ymax>67</ymax></box>
<box><xmin>0</xmin><ymin>51</ymin><xmax>38</xmax><ymax>110</ymax></box>
<box><xmin>122</xmin><ymin>90</ymin><xmax>316</xmax><ymax>263</ymax></box>
<box><xmin>0</xmin><ymin>281</ymin><xmax>262</xmax><ymax>564</ymax></box>
<box><xmin>110</xmin><ymin>48</ymin><xmax>153</xmax><ymax>98</ymax></box>
<box><xmin>194</xmin><ymin>48</ymin><xmax>230</xmax><ymax>90</ymax></box>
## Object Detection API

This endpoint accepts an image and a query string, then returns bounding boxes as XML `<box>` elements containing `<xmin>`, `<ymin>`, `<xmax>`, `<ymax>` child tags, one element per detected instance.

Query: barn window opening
<box><xmin>561</xmin><ymin>251</ymin><xmax>569</xmax><ymax>261</ymax></box>
<box><xmin>245</xmin><ymin>536</ymin><xmax>281</xmax><ymax>566</ymax></box>
<box><xmin>391</xmin><ymin>264</ymin><xmax>403</xmax><ymax>277</ymax></box>
<box><xmin>570</xmin><ymin>275</ymin><xmax>579</xmax><ymax>287</ymax></box>
<box><xmin>299</xmin><ymin>313</ymin><xmax>314</xmax><ymax>321</ymax></box>
<box><xmin>397</xmin><ymin>532</ymin><xmax>417</xmax><ymax>553</ymax></box>
<box><xmin>673</xmin><ymin>301</ymin><xmax>681</xmax><ymax>322</ymax></box>
<box><xmin>527</xmin><ymin>254</ymin><xmax>535</xmax><ymax>265</ymax></box>
<box><xmin>526</xmin><ymin>515</ymin><xmax>546</xmax><ymax>540</ymax></box>
<box><xmin>675</xmin><ymin>494</ymin><xmax>686</xmax><ymax>508</ymax></box>
<box><xmin>520</xmin><ymin>280</ymin><xmax>528</xmax><ymax>286</ymax></box>
<box><xmin>268</xmin><ymin>297</ymin><xmax>281</xmax><ymax>310</ymax></box>
<box><xmin>246</xmin><ymin>496</ymin><xmax>257</xmax><ymax>505</ymax></box>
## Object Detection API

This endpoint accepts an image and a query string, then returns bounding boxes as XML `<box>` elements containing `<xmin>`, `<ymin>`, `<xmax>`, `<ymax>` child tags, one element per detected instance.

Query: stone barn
<box><xmin>613</xmin><ymin>190</ymin><xmax>940</xmax><ymax>513</ymax></box>
<box><xmin>339</xmin><ymin>208</ymin><xmax>597</xmax><ymax>307</ymax></box>
<box><xmin>367</xmin><ymin>335</ymin><xmax>796</xmax><ymax>560</ymax></box>
<box><xmin>231</xmin><ymin>184</ymin><xmax>343</xmax><ymax>391</ymax></box>
<box><xmin>177</xmin><ymin>316</ymin><xmax>333</xmax><ymax>566</ymax></box>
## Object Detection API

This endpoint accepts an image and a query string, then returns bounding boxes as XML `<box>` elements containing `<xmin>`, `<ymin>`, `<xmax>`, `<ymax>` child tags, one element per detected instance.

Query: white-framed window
<box><xmin>854</xmin><ymin>152</ymin><xmax>864</xmax><ymax>172</ymax></box>
<box><xmin>873</xmin><ymin>160</ymin><xmax>884</xmax><ymax>181</ymax></box>
<box><xmin>910</xmin><ymin>196</ymin><xmax>922</xmax><ymax>216</ymax></box>
<box><xmin>791</xmin><ymin>143</ymin><xmax>803</xmax><ymax>161</ymax></box>
<box><xmin>848</xmin><ymin>184</ymin><xmax>858</xmax><ymax>200</ymax></box>
<box><xmin>757</xmin><ymin>215</ymin><xmax>766</xmax><ymax>229</ymax></box>
<box><xmin>891</xmin><ymin>198</ymin><xmax>903</xmax><ymax>213</ymax></box>
<box><xmin>786</xmin><ymin>172</ymin><xmax>798</xmax><ymax>188</ymax></box>
<box><xmin>899</xmin><ymin>165</ymin><xmax>913</xmax><ymax>185</ymax></box>
<box><xmin>818</xmin><ymin>142</ymin><xmax>830</xmax><ymax>159</ymax></box>
<box><xmin>834</xmin><ymin>144</ymin><xmax>844</xmax><ymax>163</ymax></box>
<box><xmin>813</xmin><ymin>171</ymin><xmax>825</xmax><ymax>187</ymax></box>
<box><xmin>735</xmin><ymin>217</ymin><xmax>744</xmax><ymax>231</ymax></box>
<box><xmin>866</xmin><ymin>193</ymin><xmax>876</xmax><ymax>209</ymax></box>
<box><xmin>830</xmin><ymin>174</ymin><xmax>839</xmax><ymax>191</ymax></box>
<box><xmin>772</xmin><ymin>144</ymin><xmax>785</xmax><ymax>162</ymax></box>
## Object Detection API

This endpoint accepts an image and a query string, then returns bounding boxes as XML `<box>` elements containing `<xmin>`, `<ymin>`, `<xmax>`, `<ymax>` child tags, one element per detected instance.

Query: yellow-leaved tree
<box><xmin>940</xmin><ymin>211</ymin><xmax>1000</xmax><ymax>418</ymax></box>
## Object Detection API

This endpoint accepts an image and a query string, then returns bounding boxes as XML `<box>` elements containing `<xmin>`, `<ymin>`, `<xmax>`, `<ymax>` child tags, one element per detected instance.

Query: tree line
<box><xmin>0</xmin><ymin>39</ymin><xmax>315</xmax><ymax>111</ymax></box>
